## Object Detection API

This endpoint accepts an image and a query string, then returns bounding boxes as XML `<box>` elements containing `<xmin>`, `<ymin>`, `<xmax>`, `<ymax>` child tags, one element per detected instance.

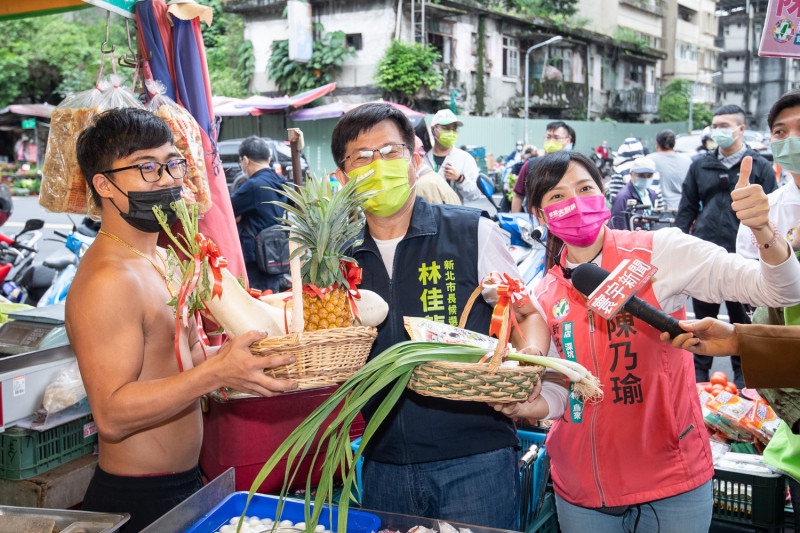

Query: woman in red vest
<box><xmin>494</xmin><ymin>151</ymin><xmax>800</xmax><ymax>532</ymax></box>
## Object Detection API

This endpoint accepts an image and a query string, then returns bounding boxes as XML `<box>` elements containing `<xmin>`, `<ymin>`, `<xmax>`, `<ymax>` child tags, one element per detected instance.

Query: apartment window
<box><xmin>676</xmin><ymin>41</ymin><xmax>697</xmax><ymax>63</ymax></box>
<box><xmin>678</xmin><ymin>5</ymin><xmax>696</xmax><ymax>22</ymax></box>
<box><xmin>427</xmin><ymin>19</ymin><xmax>454</xmax><ymax>64</ymax></box>
<box><xmin>630</xmin><ymin>63</ymin><xmax>643</xmax><ymax>83</ymax></box>
<box><xmin>503</xmin><ymin>36</ymin><xmax>520</xmax><ymax>77</ymax></box>
<box><xmin>346</xmin><ymin>33</ymin><xmax>362</xmax><ymax>51</ymax></box>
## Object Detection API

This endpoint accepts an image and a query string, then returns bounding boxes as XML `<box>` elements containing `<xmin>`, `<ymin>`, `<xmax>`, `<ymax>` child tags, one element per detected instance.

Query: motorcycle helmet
<box><xmin>0</xmin><ymin>184</ymin><xmax>13</xmax><ymax>227</ymax></box>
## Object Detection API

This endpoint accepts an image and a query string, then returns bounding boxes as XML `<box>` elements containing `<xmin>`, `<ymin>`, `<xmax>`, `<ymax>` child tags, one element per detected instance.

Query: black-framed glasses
<box><xmin>341</xmin><ymin>143</ymin><xmax>410</xmax><ymax>168</ymax></box>
<box><xmin>102</xmin><ymin>158</ymin><xmax>187</xmax><ymax>183</ymax></box>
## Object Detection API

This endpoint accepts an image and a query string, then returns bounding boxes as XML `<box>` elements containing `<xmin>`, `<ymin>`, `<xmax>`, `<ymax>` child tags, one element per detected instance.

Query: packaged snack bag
<box><xmin>40</xmin><ymin>75</ymin><xmax>143</xmax><ymax>215</ymax></box>
<box><xmin>146</xmin><ymin>80</ymin><xmax>211</xmax><ymax>214</ymax></box>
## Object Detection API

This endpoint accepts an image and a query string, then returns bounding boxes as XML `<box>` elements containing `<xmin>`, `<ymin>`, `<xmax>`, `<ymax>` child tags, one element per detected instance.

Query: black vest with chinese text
<box><xmin>353</xmin><ymin>197</ymin><xmax>518</xmax><ymax>464</ymax></box>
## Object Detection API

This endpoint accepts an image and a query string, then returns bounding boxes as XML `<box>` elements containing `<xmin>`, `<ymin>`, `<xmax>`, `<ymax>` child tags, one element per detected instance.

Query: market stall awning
<box><xmin>0</xmin><ymin>0</ymin><xmax>135</xmax><ymax>20</ymax></box>
<box><xmin>213</xmin><ymin>98</ymin><xmax>255</xmax><ymax>117</ymax></box>
<box><xmin>1</xmin><ymin>104</ymin><xmax>56</xmax><ymax>118</ymax></box>
<box><xmin>235</xmin><ymin>83</ymin><xmax>337</xmax><ymax>112</ymax></box>
<box><xmin>291</xmin><ymin>100</ymin><xmax>425</xmax><ymax>121</ymax></box>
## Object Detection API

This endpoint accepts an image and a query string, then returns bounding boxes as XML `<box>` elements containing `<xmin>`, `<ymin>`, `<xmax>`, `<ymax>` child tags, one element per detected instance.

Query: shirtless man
<box><xmin>67</xmin><ymin>108</ymin><xmax>296</xmax><ymax>531</ymax></box>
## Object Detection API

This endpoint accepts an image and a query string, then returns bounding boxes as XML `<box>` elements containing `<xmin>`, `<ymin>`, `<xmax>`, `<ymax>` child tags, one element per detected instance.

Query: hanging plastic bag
<box><xmin>145</xmin><ymin>79</ymin><xmax>212</xmax><ymax>214</ymax></box>
<box><xmin>40</xmin><ymin>85</ymin><xmax>106</xmax><ymax>215</ymax></box>
<box><xmin>40</xmin><ymin>48</ymin><xmax>144</xmax><ymax>215</ymax></box>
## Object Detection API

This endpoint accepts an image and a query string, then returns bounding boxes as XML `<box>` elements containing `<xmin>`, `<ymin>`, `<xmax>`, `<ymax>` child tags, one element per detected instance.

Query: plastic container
<box><xmin>200</xmin><ymin>386</ymin><xmax>365</xmax><ymax>492</ymax></box>
<box><xmin>0</xmin><ymin>414</ymin><xmax>97</xmax><ymax>480</ymax></box>
<box><xmin>712</xmin><ymin>467</ymin><xmax>786</xmax><ymax>530</ymax></box>
<box><xmin>183</xmin><ymin>492</ymin><xmax>381</xmax><ymax>533</ymax></box>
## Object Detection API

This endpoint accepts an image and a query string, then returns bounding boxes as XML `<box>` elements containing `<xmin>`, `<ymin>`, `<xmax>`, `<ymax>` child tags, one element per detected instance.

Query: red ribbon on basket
<box><xmin>341</xmin><ymin>260</ymin><xmax>362</xmax><ymax>323</ymax></box>
<box><xmin>196</xmin><ymin>234</ymin><xmax>227</xmax><ymax>299</ymax></box>
<box><xmin>482</xmin><ymin>272</ymin><xmax>532</xmax><ymax>349</ymax></box>
<box><xmin>174</xmin><ymin>234</ymin><xmax>228</xmax><ymax>373</ymax></box>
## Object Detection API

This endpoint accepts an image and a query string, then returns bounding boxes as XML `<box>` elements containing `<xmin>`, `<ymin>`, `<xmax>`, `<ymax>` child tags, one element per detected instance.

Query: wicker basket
<box><xmin>248</xmin><ymin>239</ymin><xmax>377</xmax><ymax>390</ymax></box>
<box><xmin>407</xmin><ymin>283</ymin><xmax>544</xmax><ymax>402</ymax></box>
<box><xmin>250</xmin><ymin>327</ymin><xmax>376</xmax><ymax>389</ymax></box>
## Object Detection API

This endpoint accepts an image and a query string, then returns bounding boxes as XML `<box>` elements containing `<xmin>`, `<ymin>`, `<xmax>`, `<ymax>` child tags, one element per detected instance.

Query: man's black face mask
<box><xmin>106</xmin><ymin>179</ymin><xmax>181</xmax><ymax>233</ymax></box>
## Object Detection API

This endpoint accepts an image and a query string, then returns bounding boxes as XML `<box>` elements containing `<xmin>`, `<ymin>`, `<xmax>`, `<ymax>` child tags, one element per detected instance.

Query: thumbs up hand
<box><xmin>731</xmin><ymin>156</ymin><xmax>770</xmax><ymax>232</ymax></box>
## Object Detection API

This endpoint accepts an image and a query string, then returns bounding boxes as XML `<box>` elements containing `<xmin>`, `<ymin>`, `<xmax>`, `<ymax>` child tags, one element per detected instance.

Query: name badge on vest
<box><xmin>562</xmin><ymin>321</ymin><xmax>583</xmax><ymax>423</ymax></box>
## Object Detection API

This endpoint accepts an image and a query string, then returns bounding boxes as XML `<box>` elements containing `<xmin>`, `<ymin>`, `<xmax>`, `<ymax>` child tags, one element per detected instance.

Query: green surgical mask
<box><xmin>543</xmin><ymin>140</ymin><xmax>564</xmax><ymax>153</ymax></box>
<box><xmin>771</xmin><ymin>137</ymin><xmax>800</xmax><ymax>173</ymax></box>
<box><xmin>437</xmin><ymin>130</ymin><xmax>458</xmax><ymax>148</ymax></box>
<box><xmin>347</xmin><ymin>158</ymin><xmax>413</xmax><ymax>217</ymax></box>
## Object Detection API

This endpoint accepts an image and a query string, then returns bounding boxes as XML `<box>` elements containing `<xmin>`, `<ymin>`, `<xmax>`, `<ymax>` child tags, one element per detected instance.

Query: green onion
<box><xmin>239</xmin><ymin>341</ymin><xmax>601</xmax><ymax>533</ymax></box>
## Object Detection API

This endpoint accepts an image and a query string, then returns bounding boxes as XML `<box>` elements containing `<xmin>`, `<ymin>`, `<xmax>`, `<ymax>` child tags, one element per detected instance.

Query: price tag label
<box><xmin>83</xmin><ymin>421</ymin><xmax>98</xmax><ymax>439</ymax></box>
<box><xmin>586</xmin><ymin>258</ymin><xmax>657</xmax><ymax>320</ymax></box>
<box><xmin>12</xmin><ymin>375</ymin><xmax>25</xmax><ymax>397</ymax></box>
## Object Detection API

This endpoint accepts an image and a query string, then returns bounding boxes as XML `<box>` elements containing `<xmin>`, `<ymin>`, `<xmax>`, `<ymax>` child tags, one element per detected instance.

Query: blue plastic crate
<box><xmin>183</xmin><ymin>492</ymin><xmax>381</xmax><ymax>533</ymax></box>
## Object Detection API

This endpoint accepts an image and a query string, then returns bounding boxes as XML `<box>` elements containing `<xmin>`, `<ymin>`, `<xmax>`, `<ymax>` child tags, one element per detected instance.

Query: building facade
<box><xmin>224</xmin><ymin>0</ymin><xmax>663</xmax><ymax>121</ymax></box>
<box><xmin>716</xmin><ymin>0</ymin><xmax>800</xmax><ymax>129</ymax></box>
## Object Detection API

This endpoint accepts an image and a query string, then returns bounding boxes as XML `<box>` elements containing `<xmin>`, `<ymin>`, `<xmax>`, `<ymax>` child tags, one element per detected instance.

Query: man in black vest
<box><xmin>331</xmin><ymin>103</ymin><xmax>552</xmax><ymax>529</ymax></box>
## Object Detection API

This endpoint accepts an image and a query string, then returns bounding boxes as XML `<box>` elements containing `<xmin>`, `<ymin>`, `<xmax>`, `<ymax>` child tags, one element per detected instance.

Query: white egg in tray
<box><xmin>215</xmin><ymin>516</ymin><xmax>332</xmax><ymax>533</ymax></box>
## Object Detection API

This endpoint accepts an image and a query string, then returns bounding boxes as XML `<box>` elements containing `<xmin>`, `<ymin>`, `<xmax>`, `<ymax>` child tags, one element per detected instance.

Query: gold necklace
<box><xmin>98</xmin><ymin>230</ymin><xmax>176</xmax><ymax>298</ymax></box>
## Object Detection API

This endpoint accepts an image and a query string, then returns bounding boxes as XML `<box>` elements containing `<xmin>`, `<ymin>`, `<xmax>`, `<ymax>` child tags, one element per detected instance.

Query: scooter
<box><xmin>0</xmin><ymin>218</ymin><xmax>45</xmax><ymax>303</ymax></box>
<box><xmin>495</xmin><ymin>212</ymin><xmax>548</xmax><ymax>287</ymax></box>
<box><xmin>21</xmin><ymin>217</ymin><xmax>98</xmax><ymax>306</ymax></box>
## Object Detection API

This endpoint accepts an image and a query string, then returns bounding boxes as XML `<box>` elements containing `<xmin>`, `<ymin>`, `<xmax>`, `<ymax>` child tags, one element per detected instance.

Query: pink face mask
<box><xmin>543</xmin><ymin>195</ymin><xmax>610</xmax><ymax>247</ymax></box>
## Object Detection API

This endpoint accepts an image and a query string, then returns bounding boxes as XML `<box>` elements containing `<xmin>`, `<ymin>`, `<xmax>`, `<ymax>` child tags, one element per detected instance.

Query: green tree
<box><xmin>203</xmin><ymin>0</ymin><xmax>254</xmax><ymax>97</ymax></box>
<box><xmin>375</xmin><ymin>40</ymin><xmax>443</xmax><ymax>105</ymax></box>
<box><xmin>0</xmin><ymin>11</ymin><xmax>134</xmax><ymax>106</ymax></box>
<box><xmin>474</xmin><ymin>0</ymin><xmax>579</xmax><ymax>17</ymax></box>
<box><xmin>658</xmin><ymin>79</ymin><xmax>712</xmax><ymax>129</ymax></box>
<box><xmin>268</xmin><ymin>29</ymin><xmax>355</xmax><ymax>95</ymax></box>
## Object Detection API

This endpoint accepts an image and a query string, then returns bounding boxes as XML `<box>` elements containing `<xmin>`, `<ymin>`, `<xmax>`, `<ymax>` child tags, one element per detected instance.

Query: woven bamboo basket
<box><xmin>249</xmin><ymin>240</ymin><xmax>377</xmax><ymax>390</ymax></box>
<box><xmin>407</xmin><ymin>283</ymin><xmax>544</xmax><ymax>402</ymax></box>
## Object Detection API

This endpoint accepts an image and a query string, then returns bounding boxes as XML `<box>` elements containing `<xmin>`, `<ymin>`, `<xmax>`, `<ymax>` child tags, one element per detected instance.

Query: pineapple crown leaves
<box><xmin>269</xmin><ymin>176</ymin><xmax>373</xmax><ymax>288</ymax></box>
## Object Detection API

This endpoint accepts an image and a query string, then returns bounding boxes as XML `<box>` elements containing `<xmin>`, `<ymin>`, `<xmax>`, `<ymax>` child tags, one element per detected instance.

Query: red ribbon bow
<box><xmin>341</xmin><ymin>260</ymin><xmax>362</xmax><ymax>323</ymax></box>
<box><xmin>174</xmin><ymin>234</ymin><xmax>228</xmax><ymax>373</ymax></box>
<box><xmin>481</xmin><ymin>272</ymin><xmax>532</xmax><ymax>350</ymax></box>
<box><xmin>196</xmin><ymin>234</ymin><xmax>227</xmax><ymax>300</ymax></box>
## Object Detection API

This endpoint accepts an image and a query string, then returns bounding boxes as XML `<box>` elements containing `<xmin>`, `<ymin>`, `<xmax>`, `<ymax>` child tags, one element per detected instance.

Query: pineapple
<box><xmin>276</xmin><ymin>175</ymin><xmax>372</xmax><ymax>331</ymax></box>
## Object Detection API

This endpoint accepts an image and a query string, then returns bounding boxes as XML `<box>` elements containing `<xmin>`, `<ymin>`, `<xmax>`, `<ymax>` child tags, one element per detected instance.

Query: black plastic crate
<box><xmin>713</xmin><ymin>467</ymin><xmax>786</xmax><ymax>530</ymax></box>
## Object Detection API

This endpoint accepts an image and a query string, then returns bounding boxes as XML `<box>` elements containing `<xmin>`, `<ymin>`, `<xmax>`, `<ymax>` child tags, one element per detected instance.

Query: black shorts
<box><xmin>82</xmin><ymin>465</ymin><xmax>203</xmax><ymax>532</ymax></box>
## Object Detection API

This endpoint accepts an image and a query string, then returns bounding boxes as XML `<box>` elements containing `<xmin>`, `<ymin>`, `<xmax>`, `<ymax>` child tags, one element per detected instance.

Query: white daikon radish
<box><xmin>203</xmin><ymin>267</ymin><xmax>287</xmax><ymax>338</ymax></box>
<box><xmin>259</xmin><ymin>289</ymin><xmax>388</xmax><ymax>327</ymax></box>
<box><xmin>353</xmin><ymin>289</ymin><xmax>388</xmax><ymax>327</ymax></box>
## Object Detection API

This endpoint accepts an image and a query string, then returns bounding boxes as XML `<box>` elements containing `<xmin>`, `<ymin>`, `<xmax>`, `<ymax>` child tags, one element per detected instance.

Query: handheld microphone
<box><xmin>571</xmin><ymin>263</ymin><xmax>685</xmax><ymax>339</ymax></box>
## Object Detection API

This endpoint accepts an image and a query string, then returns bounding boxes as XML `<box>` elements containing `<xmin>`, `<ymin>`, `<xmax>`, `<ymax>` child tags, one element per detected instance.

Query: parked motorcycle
<box><xmin>0</xmin><ymin>218</ymin><xmax>46</xmax><ymax>303</ymax></box>
<box><xmin>20</xmin><ymin>217</ymin><xmax>98</xmax><ymax>306</ymax></box>
<box><xmin>495</xmin><ymin>212</ymin><xmax>548</xmax><ymax>287</ymax></box>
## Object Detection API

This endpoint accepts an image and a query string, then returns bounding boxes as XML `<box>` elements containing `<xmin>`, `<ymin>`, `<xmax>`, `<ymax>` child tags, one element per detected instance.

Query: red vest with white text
<box><xmin>534</xmin><ymin>229</ymin><xmax>713</xmax><ymax>508</ymax></box>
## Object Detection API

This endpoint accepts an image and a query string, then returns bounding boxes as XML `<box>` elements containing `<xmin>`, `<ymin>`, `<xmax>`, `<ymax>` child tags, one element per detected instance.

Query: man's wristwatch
<box><xmin>457</xmin><ymin>174</ymin><xmax>465</xmax><ymax>184</ymax></box>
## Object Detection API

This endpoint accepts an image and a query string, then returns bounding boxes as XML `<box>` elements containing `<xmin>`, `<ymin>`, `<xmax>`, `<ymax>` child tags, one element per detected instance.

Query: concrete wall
<box><xmin>218</xmin><ymin>114</ymin><xmax>687</xmax><ymax>177</ymax></box>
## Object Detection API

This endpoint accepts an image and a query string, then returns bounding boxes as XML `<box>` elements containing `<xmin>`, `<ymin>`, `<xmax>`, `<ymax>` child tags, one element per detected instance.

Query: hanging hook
<box><xmin>118</xmin><ymin>20</ymin><xmax>138</xmax><ymax>67</ymax></box>
<box><xmin>100</xmin><ymin>11</ymin><xmax>115</xmax><ymax>54</ymax></box>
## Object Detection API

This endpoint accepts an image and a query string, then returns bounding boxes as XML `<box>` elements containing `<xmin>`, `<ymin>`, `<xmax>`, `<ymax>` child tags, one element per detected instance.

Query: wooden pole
<box><xmin>287</xmin><ymin>128</ymin><xmax>304</xmax><ymax>186</ymax></box>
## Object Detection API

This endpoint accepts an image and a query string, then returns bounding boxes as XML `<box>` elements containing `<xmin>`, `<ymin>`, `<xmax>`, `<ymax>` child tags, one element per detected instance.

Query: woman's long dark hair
<box><xmin>525</xmin><ymin>151</ymin><xmax>605</xmax><ymax>271</ymax></box>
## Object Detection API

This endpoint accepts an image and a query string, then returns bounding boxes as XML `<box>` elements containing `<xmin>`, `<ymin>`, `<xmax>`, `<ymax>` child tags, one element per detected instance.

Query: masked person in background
<box><xmin>425</xmin><ymin>109</ymin><xmax>480</xmax><ymax>202</ymax></box>
<box><xmin>493</xmin><ymin>150</ymin><xmax>800</xmax><ymax>533</ymax></box>
<box><xmin>412</xmin><ymin>136</ymin><xmax>461</xmax><ymax>205</ymax></box>
<box><xmin>67</xmin><ymin>108</ymin><xmax>296</xmax><ymax>531</ymax></box>
<box><xmin>676</xmin><ymin>104</ymin><xmax>777</xmax><ymax>388</ymax></box>
<box><xmin>332</xmin><ymin>103</ymin><xmax>553</xmax><ymax>529</ymax></box>
<box><xmin>609</xmin><ymin>156</ymin><xmax>661</xmax><ymax>230</ymax></box>
<box><xmin>511</xmin><ymin>121</ymin><xmax>575</xmax><ymax>212</ymax></box>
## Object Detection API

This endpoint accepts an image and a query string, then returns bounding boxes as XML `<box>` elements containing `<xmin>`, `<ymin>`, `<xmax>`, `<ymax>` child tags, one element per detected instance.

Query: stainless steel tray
<box><xmin>0</xmin><ymin>505</ymin><xmax>129</xmax><ymax>532</ymax></box>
